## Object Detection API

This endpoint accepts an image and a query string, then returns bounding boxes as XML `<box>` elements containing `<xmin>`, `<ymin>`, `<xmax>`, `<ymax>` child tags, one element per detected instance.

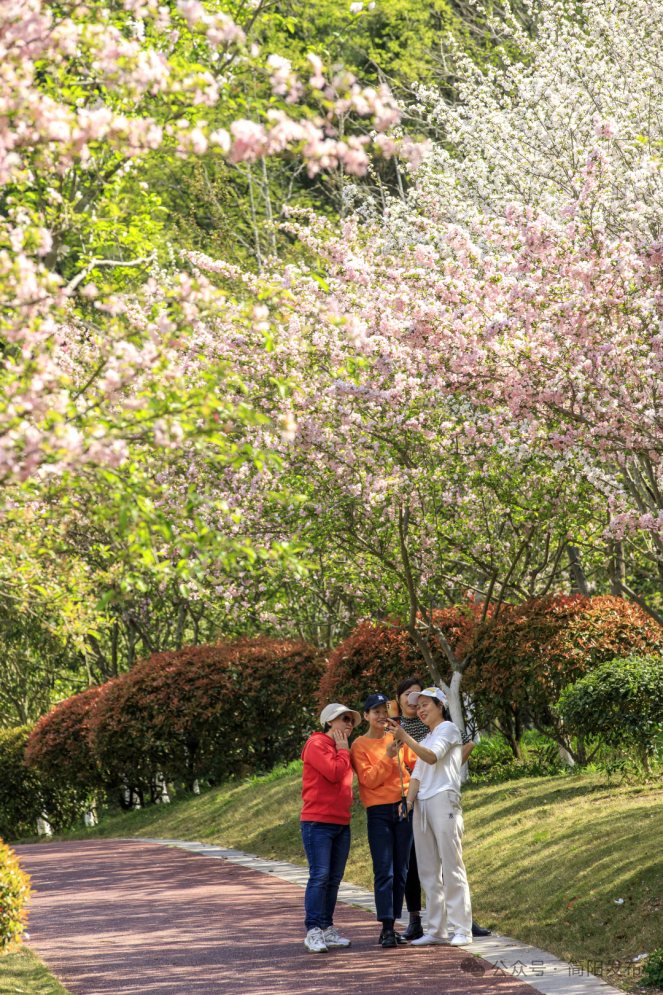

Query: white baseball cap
<box><xmin>407</xmin><ymin>686</ymin><xmax>448</xmax><ymax>707</ymax></box>
<box><xmin>320</xmin><ymin>702</ymin><xmax>362</xmax><ymax>728</ymax></box>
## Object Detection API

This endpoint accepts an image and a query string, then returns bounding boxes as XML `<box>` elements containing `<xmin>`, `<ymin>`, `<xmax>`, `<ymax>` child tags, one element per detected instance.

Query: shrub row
<box><xmin>320</xmin><ymin>595</ymin><xmax>663</xmax><ymax>759</ymax></box>
<box><xmin>22</xmin><ymin>637</ymin><xmax>324</xmax><ymax>822</ymax></box>
<box><xmin>8</xmin><ymin>595</ymin><xmax>663</xmax><ymax>836</ymax></box>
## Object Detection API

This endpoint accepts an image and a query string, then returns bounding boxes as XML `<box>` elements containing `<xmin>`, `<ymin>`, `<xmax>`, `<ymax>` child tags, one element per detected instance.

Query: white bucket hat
<box><xmin>320</xmin><ymin>702</ymin><xmax>362</xmax><ymax>728</ymax></box>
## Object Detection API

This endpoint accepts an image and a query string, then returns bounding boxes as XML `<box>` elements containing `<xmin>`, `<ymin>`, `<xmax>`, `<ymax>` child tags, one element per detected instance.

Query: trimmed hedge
<box><xmin>467</xmin><ymin>595</ymin><xmax>663</xmax><ymax>756</ymax></box>
<box><xmin>0</xmin><ymin>839</ymin><xmax>31</xmax><ymax>952</ymax></box>
<box><xmin>87</xmin><ymin>637</ymin><xmax>325</xmax><ymax>801</ymax></box>
<box><xmin>25</xmin><ymin>638</ymin><xmax>324</xmax><ymax>810</ymax></box>
<box><xmin>319</xmin><ymin>608</ymin><xmax>479</xmax><ymax>715</ymax></box>
<box><xmin>558</xmin><ymin>654</ymin><xmax>663</xmax><ymax>765</ymax></box>
<box><xmin>25</xmin><ymin>686</ymin><xmax>107</xmax><ymax>804</ymax></box>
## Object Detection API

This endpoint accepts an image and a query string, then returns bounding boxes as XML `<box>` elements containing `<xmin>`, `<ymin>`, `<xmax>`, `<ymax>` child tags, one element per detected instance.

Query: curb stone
<box><xmin>134</xmin><ymin>838</ymin><xmax>622</xmax><ymax>995</ymax></box>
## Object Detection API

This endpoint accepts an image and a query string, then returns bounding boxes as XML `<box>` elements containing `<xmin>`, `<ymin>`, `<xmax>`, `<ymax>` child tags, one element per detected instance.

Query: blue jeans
<box><xmin>366</xmin><ymin>802</ymin><xmax>414</xmax><ymax>922</ymax></box>
<box><xmin>300</xmin><ymin>821</ymin><xmax>351</xmax><ymax>931</ymax></box>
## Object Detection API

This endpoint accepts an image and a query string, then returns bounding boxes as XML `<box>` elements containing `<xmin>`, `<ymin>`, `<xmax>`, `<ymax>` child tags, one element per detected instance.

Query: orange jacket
<box><xmin>350</xmin><ymin>734</ymin><xmax>418</xmax><ymax>808</ymax></box>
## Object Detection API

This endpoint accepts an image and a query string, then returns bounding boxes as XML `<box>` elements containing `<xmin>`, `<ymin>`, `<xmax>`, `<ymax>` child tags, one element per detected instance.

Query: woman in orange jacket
<box><xmin>350</xmin><ymin>692</ymin><xmax>418</xmax><ymax>949</ymax></box>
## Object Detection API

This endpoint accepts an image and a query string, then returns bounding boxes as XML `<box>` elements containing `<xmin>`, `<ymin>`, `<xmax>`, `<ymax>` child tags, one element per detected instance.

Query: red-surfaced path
<box><xmin>15</xmin><ymin>840</ymin><xmax>532</xmax><ymax>995</ymax></box>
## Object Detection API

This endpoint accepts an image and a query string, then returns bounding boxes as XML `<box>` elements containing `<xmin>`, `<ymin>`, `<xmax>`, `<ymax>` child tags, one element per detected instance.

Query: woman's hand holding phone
<box><xmin>386</xmin><ymin>717</ymin><xmax>406</xmax><ymax>741</ymax></box>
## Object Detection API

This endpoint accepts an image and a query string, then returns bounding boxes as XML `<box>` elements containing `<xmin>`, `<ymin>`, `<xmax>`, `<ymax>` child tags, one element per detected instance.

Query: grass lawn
<box><xmin>16</xmin><ymin>766</ymin><xmax>663</xmax><ymax>993</ymax></box>
<box><xmin>0</xmin><ymin>946</ymin><xmax>72</xmax><ymax>995</ymax></box>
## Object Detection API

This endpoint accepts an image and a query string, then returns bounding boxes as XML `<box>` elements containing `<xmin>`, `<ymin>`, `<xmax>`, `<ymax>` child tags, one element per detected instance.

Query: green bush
<box><xmin>0</xmin><ymin>839</ymin><xmax>31</xmax><ymax>952</ymax></box>
<box><xmin>558</xmin><ymin>655</ymin><xmax>663</xmax><ymax>769</ymax></box>
<box><xmin>642</xmin><ymin>948</ymin><xmax>663</xmax><ymax>988</ymax></box>
<box><xmin>0</xmin><ymin>726</ymin><xmax>89</xmax><ymax>839</ymax></box>
<box><xmin>468</xmin><ymin>735</ymin><xmax>564</xmax><ymax>784</ymax></box>
<box><xmin>0</xmin><ymin>727</ymin><xmax>44</xmax><ymax>840</ymax></box>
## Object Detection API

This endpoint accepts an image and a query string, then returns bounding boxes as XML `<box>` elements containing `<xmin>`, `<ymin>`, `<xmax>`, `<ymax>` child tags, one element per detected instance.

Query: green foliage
<box><xmin>558</xmin><ymin>655</ymin><xmax>663</xmax><ymax>764</ymax></box>
<box><xmin>0</xmin><ymin>726</ymin><xmax>86</xmax><ymax>838</ymax></box>
<box><xmin>257</xmin><ymin>0</ymin><xmax>510</xmax><ymax>94</ymax></box>
<box><xmin>642</xmin><ymin>948</ymin><xmax>663</xmax><ymax>988</ymax></box>
<box><xmin>0</xmin><ymin>728</ymin><xmax>44</xmax><ymax>841</ymax></box>
<box><xmin>0</xmin><ymin>840</ymin><xmax>30</xmax><ymax>953</ymax></box>
<box><xmin>468</xmin><ymin>735</ymin><xmax>564</xmax><ymax>783</ymax></box>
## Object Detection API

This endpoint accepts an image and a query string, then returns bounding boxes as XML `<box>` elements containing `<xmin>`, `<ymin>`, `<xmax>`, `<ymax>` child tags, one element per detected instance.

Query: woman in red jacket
<box><xmin>300</xmin><ymin>701</ymin><xmax>361</xmax><ymax>953</ymax></box>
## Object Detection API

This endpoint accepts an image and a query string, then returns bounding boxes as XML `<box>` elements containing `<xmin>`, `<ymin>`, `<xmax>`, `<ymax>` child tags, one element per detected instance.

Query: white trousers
<box><xmin>413</xmin><ymin>790</ymin><xmax>472</xmax><ymax>939</ymax></box>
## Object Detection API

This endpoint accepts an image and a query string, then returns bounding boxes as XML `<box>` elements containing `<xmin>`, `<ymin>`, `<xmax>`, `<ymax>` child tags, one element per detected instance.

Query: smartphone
<box><xmin>386</xmin><ymin>700</ymin><xmax>400</xmax><ymax>722</ymax></box>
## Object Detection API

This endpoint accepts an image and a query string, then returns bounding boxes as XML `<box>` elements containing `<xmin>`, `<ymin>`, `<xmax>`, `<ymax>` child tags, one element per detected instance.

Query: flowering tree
<box><xmin>407</xmin><ymin>0</ymin><xmax>663</xmax><ymax>622</ymax></box>
<box><xmin>0</xmin><ymin>0</ymin><xmax>427</xmax><ymax>678</ymax></box>
<box><xmin>185</xmin><ymin>212</ymin><xmax>608</xmax><ymax>730</ymax></box>
<box><xmin>0</xmin><ymin>0</ymin><xmax>404</xmax><ymax>486</ymax></box>
<box><xmin>173</xmin><ymin>0</ymin><xmax>663</xmax><ymax>729</ymax></box>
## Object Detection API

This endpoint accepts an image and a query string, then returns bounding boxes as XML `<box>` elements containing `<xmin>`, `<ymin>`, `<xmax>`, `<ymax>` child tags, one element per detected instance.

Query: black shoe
<box><xmin>381</xmin><ymin>928</ymin><xmax>398</xmax><ymax>948</ymax></box>
<box><xmin>378</xmin><ymin>927</ymin><xmax>407</xmax><ymax>945</ymax></box>
<box><xmin>472</xmin><ymin>920</ymin><xmax>492</xmax><ymax>937</ymax></box>
<box><xmin>402</xmin><ymin>915</ymin><xmax>424</xmax><ymax>942</ymax></box>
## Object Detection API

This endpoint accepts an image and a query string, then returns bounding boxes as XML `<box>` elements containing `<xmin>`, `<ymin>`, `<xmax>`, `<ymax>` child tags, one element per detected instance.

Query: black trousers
<box><xmin>404</xmin><ymin>837</ymin><xmax>422</xmax><ymax>913</ymax></box>
<box><xmin>366</xmin><ymin>802</ymin><xmax>414</xmax><ymax>922</ymax></box>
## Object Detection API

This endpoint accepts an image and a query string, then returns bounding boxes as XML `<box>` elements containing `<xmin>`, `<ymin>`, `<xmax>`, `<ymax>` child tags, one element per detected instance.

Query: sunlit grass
<box><xmin>0</xmin><ymin>946</ymin><xmax>71</xmax><ymax>995</ymax></box>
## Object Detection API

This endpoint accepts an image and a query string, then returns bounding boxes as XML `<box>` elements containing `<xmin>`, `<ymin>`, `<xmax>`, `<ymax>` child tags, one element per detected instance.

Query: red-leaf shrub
<box><xmin>467</xmin><ymin>595</ymin><xmax>663</xmax><ymax>758</ymax></box>
<box><xmin>319</xmin><ymin>609</ymin><xmax>480</xmax><ymax>715</ymax></box>
<box><xmin>89</xmin><ymin>637</ymin><xmax>324</xmax><ymax>800</ymax></box>
<box><xmin>25</xmin><ymin>686</ymin><xmax>107</xmax><ymax>799</ymax></box>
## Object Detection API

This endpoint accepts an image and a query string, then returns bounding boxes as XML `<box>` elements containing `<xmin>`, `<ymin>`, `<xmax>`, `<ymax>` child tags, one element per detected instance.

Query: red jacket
<box><xmin>301</xmin><ymin>732</ymin><xmax>353</xmax><ymax>825</ymax></box>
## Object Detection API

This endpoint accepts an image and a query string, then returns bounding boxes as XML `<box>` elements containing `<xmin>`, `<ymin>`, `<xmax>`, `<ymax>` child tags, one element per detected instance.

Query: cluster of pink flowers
<box><xmin>0</xmin><ymin>0</ymin><xmax>423</xmax><ymax>485</ymax></box>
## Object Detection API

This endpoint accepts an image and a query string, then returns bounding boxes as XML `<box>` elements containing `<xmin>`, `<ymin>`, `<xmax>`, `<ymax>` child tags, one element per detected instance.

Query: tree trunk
<box><xmin>175</xmin><ymin>602</ymin><xmax>187</xmax><ymax>651</ymax></box>
<box><xmin>608</xmin><ymin>541</ymin><xmax>626</xmax><ymax>598</ymax></box>
<box><xmin>575</xmin><ymin>734</ymin><xmax>588</xmax><ymax>765</ymax></box>
<box><xmin>558</xmin><ymin>743</ymin><xmax>575</xmax><ymax>766</ymax></box>
<box><xmin>501</xmin><ymin>722</ymin><xmax>522</xmax><ymax>759</ymax></box>
<box><xmin>567</xmin><ymin>544</ymin><xmax>589</xmax><ymax>595</ymax></box>
<box><xmin>446</xmin><ymin>671</ymin><xmax>466</xmax><ymax>734</ymax></box>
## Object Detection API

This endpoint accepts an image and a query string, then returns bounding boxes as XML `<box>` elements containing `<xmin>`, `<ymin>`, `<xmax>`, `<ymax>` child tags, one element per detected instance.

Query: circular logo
<box><xmin>460</xmin><ymin>957</ymin><xmax>486</xmax><ymax>977</ymax></box>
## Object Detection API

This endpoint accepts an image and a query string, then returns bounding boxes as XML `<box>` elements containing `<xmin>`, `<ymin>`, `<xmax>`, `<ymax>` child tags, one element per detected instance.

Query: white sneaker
<box><xmin>410</xmin><ymin>933</ymin><xmax>450</xmax><ymax>946</ymax></box>
<box><xmin>323</xmin><ymin>926</ymin><xmax>351</xmax><ymax>948</ymax></box>
<box><xmin>450</xmin><ymin>933</ymin><xmax>473</xmax><ymax>946</ymax></box>
<box><xmin>304</xmin><ymin>928</ymin><xmax>329</xmax><ymax>952</ymax></box>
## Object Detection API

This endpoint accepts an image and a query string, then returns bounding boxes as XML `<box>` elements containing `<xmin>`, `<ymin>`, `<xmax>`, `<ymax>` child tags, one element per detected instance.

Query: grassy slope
<box><xmin>0</xmin><ymin>946</ymin><xmax>72</xmax><ymax>995</ymax></box>
<box><xmin>19</xmin><ymin>771</ymin><xmax>663</xmax><ymax>992</ymax></box>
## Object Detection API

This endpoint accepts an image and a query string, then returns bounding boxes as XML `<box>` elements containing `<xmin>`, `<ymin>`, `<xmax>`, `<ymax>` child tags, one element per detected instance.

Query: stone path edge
<box><xmin>133</xmin><ymin>837</ymin><xmax>620</xmax><ymax>995</ymax></box>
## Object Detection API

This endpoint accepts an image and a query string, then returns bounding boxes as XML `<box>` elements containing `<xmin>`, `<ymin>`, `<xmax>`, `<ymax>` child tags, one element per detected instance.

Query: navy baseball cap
<box><xmin>363</xmin><ymin>692</ymin><xmax>389</xmax><ymax>712</ymax></box>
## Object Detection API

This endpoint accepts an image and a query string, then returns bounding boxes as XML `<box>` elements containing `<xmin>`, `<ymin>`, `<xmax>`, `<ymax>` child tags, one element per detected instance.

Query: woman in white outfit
<box><xmin>387</xmin><ymin>686</ymin><xmax>473</xmax><ymax>947</ymax></box>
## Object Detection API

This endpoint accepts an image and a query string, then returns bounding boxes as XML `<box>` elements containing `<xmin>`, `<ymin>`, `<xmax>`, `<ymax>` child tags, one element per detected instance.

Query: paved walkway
<box><xmin>15</xmin><ymin>840</ymin><xmax>534</xmax><ymax>995</ymax></box>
